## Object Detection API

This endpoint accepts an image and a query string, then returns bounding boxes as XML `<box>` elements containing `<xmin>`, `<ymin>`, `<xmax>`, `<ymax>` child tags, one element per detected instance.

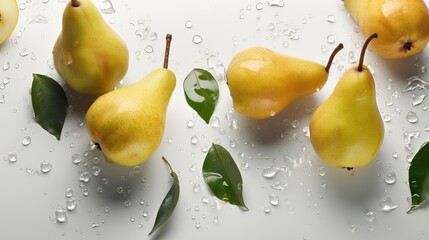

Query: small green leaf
<box><xmin>408</xmin><ymin>142</ymin><xmax>429</xmax><ymax>214</ymax></box>
<box><xmin>203</xmin><ymin>143</ymin><xmax>248</xmax><ymax>210</ymax></box>
<box><xmin>183</xmin><ymin>68</ymin><xmax>219</xmax><ymax>124</ymax></box>
<box><xmin>31</xmin><ymin>74</ymin><xmax>68</xmax><ymax>140</ymax></box>
<box><xmin>149</xmin><ymin>157</ymin><xmax>180</xmax><ymax>236</ymax></box>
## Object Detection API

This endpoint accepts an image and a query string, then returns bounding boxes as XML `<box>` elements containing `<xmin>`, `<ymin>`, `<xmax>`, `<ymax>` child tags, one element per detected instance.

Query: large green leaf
<box><xmin>149</xmin><ymin>157</ymin><xmax>180</xmax><ymax>235</ymax></box>
<box><xmin>183</xmin><ymin>68</ymin><xmax>219</xmax><ymax>124</ymax></box>
<box><xmin>203</xmin><ymin>143</ymin><xmax>248</xmax><ymax>210</ymax></box>
<box><xmin>408</xmin><ymin>142</ymin><xmax>429</xmax><ymax>213</ymax></box>
<box><xmin>31</xmin><ymin>74</ymin><xmax>68</xmax><ymax>140</ymax></box>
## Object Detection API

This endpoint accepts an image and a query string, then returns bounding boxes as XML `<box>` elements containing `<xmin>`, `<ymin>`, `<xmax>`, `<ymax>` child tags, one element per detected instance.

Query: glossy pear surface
<box><xmin>53</xmin><ymin>0</ymin><xmax>129</xmax><ymax>95</ymax></box>
<box><xmin>0</xmin><ymin>0</ymin><xmax>19</xmax><ymax>45</ymax></box>
<box><xmin>344</xmin><ymin>0</ymin><xmax>429</xmax><ymax>59</ymax></box>
<box><xmin>226</xmin><ymin>47</ymin><xmax>328</xmax><ymax>119</ymax></box>
<box><xmin>86</xmin><ymin>68</ymin><xmax>176</xmax><ymax>167</ymax></box>
<box><xmin>310</xmin><ymin>66</ymin><xmax>384</xmax><ymax>168</ymax></box>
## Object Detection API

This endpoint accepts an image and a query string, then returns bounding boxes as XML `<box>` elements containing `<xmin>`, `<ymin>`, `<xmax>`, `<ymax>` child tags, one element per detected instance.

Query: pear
<box><xmin>226</xmin><ymin>44</ymin><xmax>343</xmax><ymax>119</ymax></box>
<box><xmin>85</xmin><ymin>34</ymin><xmax>175</xmax><ymax>167</ymax></box>
<box><xmin>310</xmin><ymin>33</ymin><xmax>384</xmax><ymax>168</ymax></box>
<box><xmin>0</xmin><ymin>0</ymin><xmax>19</xmax><ymax>45</ymax></box>
<box><xmin>53</xmin><ymin>0</ymin><xmax>129</xmax><ymax>95</ymax></box>
<box><xmin>344</xmin><ymin>0</ymin><xmax>429</xmax><ymax>59</ymax></box>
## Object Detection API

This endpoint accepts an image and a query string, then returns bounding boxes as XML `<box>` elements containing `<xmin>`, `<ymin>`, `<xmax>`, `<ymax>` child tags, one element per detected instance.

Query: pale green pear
<box><xmin>0</xmin><ymin>0</ymin><xmax>19</xmax><ymax>45</ymax></box>
<box><xmin>53</xmin><ymin>0</ymin><xmax>128</xmax><ymax>95</ymax></box>
<box><xmin>86</xmin><ymin>35</ymin><xmax>175</xmax><ymax>167</ymax></box>
<box><xmin>226</xmin><ymin>44</ymin><xmax>343</xmax><ymax>119</ymax></box>
<box><xmin>310</xmin><ymin>34</ymin><xmax>384</xmax><ymax>168</ymax></box>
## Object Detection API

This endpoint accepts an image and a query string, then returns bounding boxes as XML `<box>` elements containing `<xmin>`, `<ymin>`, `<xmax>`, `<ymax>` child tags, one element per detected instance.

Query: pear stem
<box><xmin>358</xmin><ymin>33</ymin><xmax>378</xmax><ymax>72</ymax></box>
<box><xmin>325</xmin><ymin>43</ymin><xmax>344</xmax><ymax>73</ymax></box>
<box><xmin>163</xmin><ymin>34</ymin><xmax>172</xmax><ymax>69</ymax></box>
<box><xmin>71</xmin><ymin>0</ymin><xmax>80</xmax><ymax>7</ymax></box>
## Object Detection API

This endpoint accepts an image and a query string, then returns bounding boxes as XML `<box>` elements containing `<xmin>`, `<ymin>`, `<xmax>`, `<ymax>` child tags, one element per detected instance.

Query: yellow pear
<box><xmin>226</xmin><ymin>44</ymin><xmax>343</xmax><ymax>119</ymax></box>
<box><xmin>53</xmin><ymin>0</ymin><xmax>128</xmax><ymax>95</ymax></box>
<box><xmin>310</xmin><ymin>34</ymin><xmax>384</xmax><ymax>168</ymax></box>
<box><xmin>0</xmin><ymin>0</ymin><xmax>19</xmax><ymax>45</ymax></box>
<box><xmin>86</xmin><ymin>35</ymin><xmax>175</xmax><ymax>167</ymax></box>
<box><xmin>344</xmin><ymin>0</ymin><xmax>429</xmax><ymax>59</ymax></box>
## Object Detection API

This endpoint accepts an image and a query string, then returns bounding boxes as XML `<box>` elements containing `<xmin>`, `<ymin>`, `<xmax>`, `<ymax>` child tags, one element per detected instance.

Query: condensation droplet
<box><xmin>187</xmin><ymin>120</ymin><xmax>194</xmax><ymax>128</ymax></box>
<box><xmin>191</xmin><ymin>135</ymin><xmax>198</xmax><ymax>145</ymax></box>
<box><xmin>384</xmin><ymin>171</ymin><xmax>396</xmax><ymax>185</ymax></box>
<box><xmin>55</xmin><ymin>208</ymin><xmax>68</xmax><ymax>223</ymax></box>
<box><xmin>22</xmin><ymin>136</ymin><xmax>31</xmax><ymax>146</ymax></box>
<box><xmin>327</xmin><ymin>34</ymin><xmax>335</xmax><ymax>44</ymax></box>
<box><xmin>66</xmin><ymin>198</ymin><xmax>77</xmax><ymax>211</ymax></box>
<box><xmin>267</xmin><ymin>0</ymin><xmax>284</xmax><ymax>7</ymax></box>
<box><xmin>318</xmin><ymin>167</ymin><xmax>327</xmax><ymax>177</ymax></box>
<box><xmin>210</xmin><ymin>117</ymin><xmax>220</xmax><ymax>128</ymax></box>
<box><xmin>264</xmin><ymin>205</ymin><xmax>271</xmax><ymax>213</ymax></box>
<box><xmin>412</xmin><ymin>94</ymin><xmax>426</xmax><ymax>107</ymax></box>
<box><xmin>8</xmin><ymin>152</ymin><xmax>18</xmax><ymax>163</ymax></box>
<box><xmin>144</xmin><ymin>45</ymin><xmax>153</xmax><ymax>53</ymax></box>
<box><xmin>185</xmin><ymin>20</ymin><xmax>193</xmax><ymax>28</ymax></box>
<box><xmin>193</xmin><ymin>183</ymin><xmax>200</xmax><ymax>193</ymax></box>
<box><xmin>256</xmin><ymin>2</ymin><xmax>264</xmax><ymax>10</ymax></box>
<box><xmin>366</xmin><ymin>211</ymin><xmax>375</xmax><ymax>222</ymax></box>
<box><xmin>192</xmin><ymin>35</ymin><xmax>203</xmax><ymax>44</ymax></box>
<box><xmin>72</xmin><ymin>153</ymin><xmax>81</xmax><ymax>164</ymax></box>
<box><xmin>379</xmin><ymin>197</ymin><xmax>398</xmax><ymax>211</ymax></box>
<box><xmin>80</xmin><ymin>172</ymin><xmax>91</xmax><ymax>183</ymax></box>
<box><xmin>269</xmin><ymin>194</ymin><xmax>279</xmax><ymax>206</ymax></box>
<box><xmin>40</xmin><ymin>161</ymin><xmax>52</xmax><ymax>173</ymax></box>
<box><xmin>406</xmin><ymin>111</ymin><xmax>418</xmax><ymax>123</ymax></box>
<box><xmin>348</xmin><ymin>51</ymin><xmax>357</xmax><ymax>63</ymax></box>
<box><xmin>65</xmin><ymin>188</ymin><xmax>73</xmax><ymax>198</ymax></box>
<box><xmin>262</xmin><ymin>165</ymin><xmax>279</xmax><ymax>179</ymax></box>
<box><xmin>326</xmin><ymin>14</ymin><xmax>336</xmax><ymax>23</ymax></box>
<box><xmin>100</xmin><ymin>0</ymin><xmax>116</xmax><ymax>14</ymax></box>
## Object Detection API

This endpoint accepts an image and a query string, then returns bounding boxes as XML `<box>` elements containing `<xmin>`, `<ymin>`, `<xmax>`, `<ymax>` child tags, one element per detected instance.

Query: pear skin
<box><xmin>344</xmin><ymin>0</ymin><xmax>429</xmax><ymax>59</ymax></box>
<box><xmin>310</xmin><ymin>34</ymin><xmax>384</xmax><ymax>168</ymax></box>
<box><xmin>53</xmin><ymin>0</ymin><xmax>129</xmax><ymax>95</ymax></box>
<box><xmin>0</xmin><ymin>0</ymin><xmax>19</xmax><ymax>45</ymax></box>
<box><xmin>86</xmin><ymin>68</ymin><xmax>176</xmax><ymax>167</ymax></box>
<box><xmin>226</xmin><ymin>45</ymin><xmax>343</xmax><ymax>119</ymax></box>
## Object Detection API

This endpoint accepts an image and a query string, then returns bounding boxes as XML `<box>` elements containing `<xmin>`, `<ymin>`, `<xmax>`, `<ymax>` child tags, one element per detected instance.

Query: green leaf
<box><xmin>183</xmin><ymin>68</ymin><xmax>219</xmax><ymax>124</ymax></box>
<box><xmin>203</xmin><ymin>143</ymin><xmax>248</xmax><ymax>210</ymax></box>
<box><xmin>149</xmin><ymin>157</ymin><xmax>180</xmax><ymax>236</ymax></box>
<box><xmin>31</xmin><ymin>74</ymin><xmax>68</xmax><ymax>140</ymax></box>
<box><xmin>408</xmin><ymin>142</ymin><xmax>429</xmax><ymax>214</ymax></box>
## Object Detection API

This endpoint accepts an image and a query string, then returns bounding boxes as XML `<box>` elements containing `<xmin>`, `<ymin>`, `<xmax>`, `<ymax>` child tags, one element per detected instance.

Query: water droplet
<box><xmin>149</xmin><ymin>32</ymin><xmax>157</xmax><ymax>41</ymax></box>
<box><xmin>66</xmin><ymin>198</ymin><xmax>77</xmax><ymax>211</ymax></box>
<box><xmin>124</xmin><ymin>201</ymin><xmax>131</xmax><ymax>208</ymax></box>
<box><xmin>412</xmin><ymin>94</ymin><xmax>426</xmax><ymax>106</ymax></box>
<box><xmin>117</xmin><ymin>187</ymin><xmax>124</xmax><ymax>194</ymax></box>
<box><xmin>406</xmin><ymin>111</ymin><xmax>418</xmax><ymax>123</ymax></box>
<box><xmin>100</xmin><ymin>0</ymin><xmax>116</xmax><ymax>14</ymax></box>
<box><xmin>379</xmin><ymin>197</ymin><xmax>398</xmax><ymax>211</ymax></box>
<box><xmin>193</xmin><ymin>183</ymin><xmax>200</xmax><ymax>192</ymax></box>
<box><xmin>92</xmin><ymin>166</ymin><xmax>101</xmax><ymax>176</ymax></box>
<box><xmin>262</xmin><ymin>165</ymin><xmax>279</xmax><ymax>179</ymax></box>
<box><xmin>267</xmin><ymin>0</ymin><xmax>284</xmax><ymax>7</ymax></box>
<box><xmin>403</xmin><ymin>131</ymin><xmax>420</xmax><ymax>149</ymax></box>
<box><xmin>65</xmin><ymin>188</ymin><xmax>73</xmax><ymax>198</ymax></box>
<box><xmin>384</xmin><ymin>171</ymin><xmax>396</xmax><ymax>185</ymax></box>
<box><xmin>72</xmin><ymin>153</ymin><xmax>81</xmax><ymax>164</ymax></box>
<box><xmin>366</xmin><ymin>211</ymin><xmax>375</xmax><ymax>222</ymax></box>
<box><xmin>138</xmin><ymin>223</ymin><xmax>143</xmax><ymax>228</ymax></box>
<box><xmin>348</xmin><ymin>51</ymin><xmax>357</xmax><ymax>63</ymax></box>
<box><xmin>22</xmin><ymin>136</ymin><xmax>31</xmax><ymax>146</ymax></box>
<box><xmin>201</xmin><ymin>195</ymin><xmax>210</xmax><ymax>204</ymax></box>
<box><xmin>195</xmin><ymin>222</ymin><xmax>201</xmax><ymax>228</ymax></box>
<box><xmin>55</xmin><ymin>208</ymin><xmax>68</xmax><ymax>223</ymax></box>
<box><xmin>210</xmin><ymin>117</ymin><xmax>220</xmax><ymax>128</ymax></box>
<box><xmin>185</xmin><ymin>20</ymin><xmax>193</xmax><ymax>28</ymax></box>
<box><xmin>282</xmin><ymin>41</ymin><xmax>289</xmax><ymax>48</ymax></box>
<box><xmin>291</xmin><ymin>120</ymin><xmax>299</xmax><ymax>129</ymax></box>
<box><xmin>191</xmin><ymin>135</ymin><xmax>198</xmax><ymax>145</ymax></box>
<box><xmin>268</xmin><ymin>23</ymin><xmax>275</xmax><ymax>30</ymax></box>
<box><xmin>403</xmin><ymin>76</ymin><xmax>429</xmax><ymax>92</ymax></box>
<box><xmin>241</xmin><ymin>161</ymin><xmax>249</xmax><ymax>170</ymax></box>
<box><xmin>40</xmin><ymin>161</ymin><xmax>52</xmax><ymax>173</ymax></box>
<box><xmin>3</xmin><ymin>61</ymin><xmax>10</xmax><ymax>71</ymax></box>
<box><xmin>392</xmin><ymin>152</ymin><xmax>398</xmax><ymax>159</ymax></box>
<box><xmin>318</xmin><ymin>167</ymin><xmax>327</xmax><ymax>177</ymax></box>
<box><xmin>213</xmin><ymin>216</ymin><xmax>219</xmax><ymax>223</ymax></box>
<box><xmin>187</xmin><ymin>120</ymin><xmax>194</xmax><ymax>128</ymax></box>
<box><xmin>8</xmin><ymin>152</ymin><xmax>18</xmax><ymax>163</ymax></box>
<box><xmin>167</xmin><ymin>137</ymin><xmax>173</xmax><ymax>144</ymax></box>
<box><xmin>192</xmin><ymin>35</ymin><xmax>203</xmax><ymax>44</ymax></box>
<box><xmin>79</xmin><ymin>172</ymin><xmax>91</xmax><ymax>183</ymax></box>
<box><xmin>256</xmin><ymin>2</ymin><xmax>264</xmax><ymax>10</ymax></box>
<box><xmin>327</xmin><ymin>34</ymin><xmax>335</xmax><ymax>44</ymax></box>
<box><xmin>269</xmin><ymin>194</ymin><xmax>279</xmax><ymax>206</ymax></box>
<box><xmin>144</xmin><ymin>45</ymin><xmax>153</xmax><ymax>53</ymax></box>
<box><xmin>349</xmin><ymin>224</ymin><xmax>357</xmax><ymax>233</ymax></box>
<box><xmin>92</xmin><ymin>222</ymin><xmax>100</xmax><ymax>228</ymax></box>
<box><xmin>406</xmin><ymin>152</ymin><xmax>415</xmax><ymax>163</ymax></box>
<box><xmin>83</xmin><ymin>189</ymin><xmax>89</xmax><ymax>196</ymax></box>
<box><xmin>326</xmin><ymin>14</ymin><xmax>336</xmax><ymax>23</ymax></box>
<box><xmin>264</xmin><ymin>205</ymin><xmax>271</xmax><ymax>213</ymax></box>
<box><xmin>229</xmin><ymin>139</ymin><xmax>236</xmax><ymax>148</ymax></box>
<box><xmin>383</xmin><ymin>115</ymin><xmax>391</xmax><ymax>122</ymax></box>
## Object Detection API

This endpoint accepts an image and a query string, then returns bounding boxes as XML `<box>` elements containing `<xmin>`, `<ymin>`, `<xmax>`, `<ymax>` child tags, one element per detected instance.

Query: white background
<box><xmin>1</xmin><ymin>0</ymin><xmax>429</xmax><ymax>239</ymax></box>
